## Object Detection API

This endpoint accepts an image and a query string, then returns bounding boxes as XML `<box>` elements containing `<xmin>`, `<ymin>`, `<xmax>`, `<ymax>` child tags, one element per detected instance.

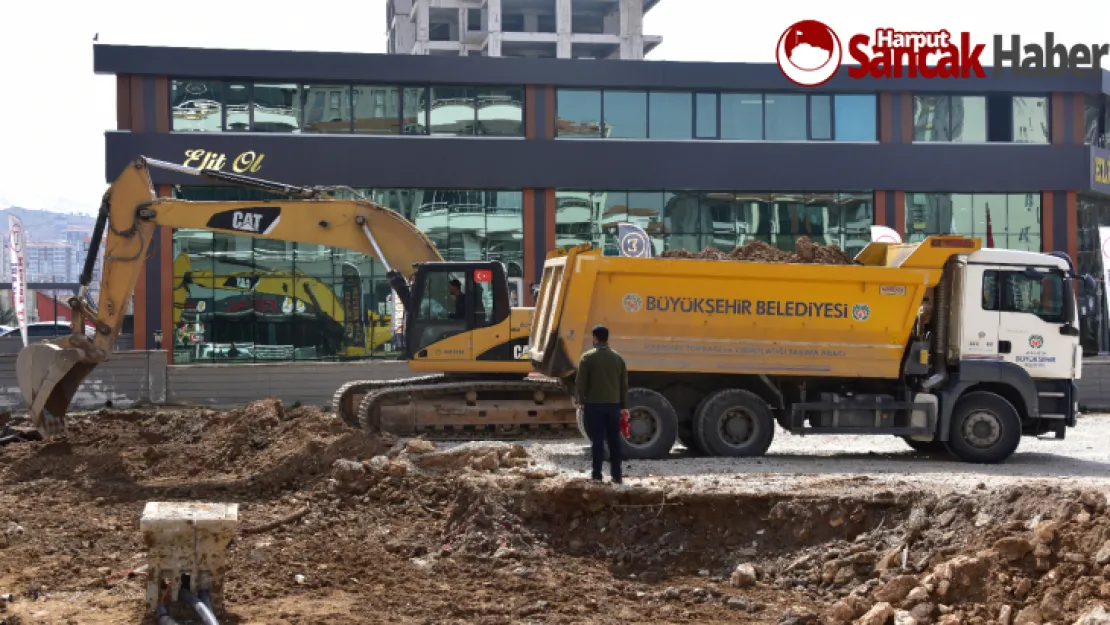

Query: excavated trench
<box><xmin>1</xmin><ymin>401</ymin><xmax>1108</xmax><ymax>624</ymax></box>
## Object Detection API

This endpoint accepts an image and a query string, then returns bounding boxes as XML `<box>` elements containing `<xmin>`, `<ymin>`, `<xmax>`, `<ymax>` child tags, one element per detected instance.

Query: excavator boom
<box><xmin>17</xmin><ymin>157</ymin><xmax>443</xmax><ymax>435</ymax></box>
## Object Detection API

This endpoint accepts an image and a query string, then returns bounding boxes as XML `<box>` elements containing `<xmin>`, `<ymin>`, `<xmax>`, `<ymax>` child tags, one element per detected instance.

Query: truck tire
<box><xmin>622</xmin><ymin>388</ymin><xmax>678</xmax><ymax>460</ymax></box>
<box><xmin>694</xmin><ymin>389</ymin><xmax>775</xmax><ymax>457</ymax></box>
<box><xmin>944</xmin><ymin>391</ymin><xmax>1022</xmax><ymax>464</ymax></box>
<box><xmin>901</xmin><ymin>437</ymin><xmax>947</xmax><ymax>454</ymax></box>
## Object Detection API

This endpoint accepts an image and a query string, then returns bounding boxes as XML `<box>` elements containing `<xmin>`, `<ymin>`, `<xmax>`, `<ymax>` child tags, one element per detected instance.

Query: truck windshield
<box><xmin>983</xmin><ymin>270</ymin><xmax>1065</xmax><ymax>323</ymax></box>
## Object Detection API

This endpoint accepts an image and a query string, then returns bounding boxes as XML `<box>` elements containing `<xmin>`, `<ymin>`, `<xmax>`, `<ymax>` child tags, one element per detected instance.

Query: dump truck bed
<box><xmin>530</xmin><ymin>240</ymin><xmax>970</xmax><ymax>381</ymax></box>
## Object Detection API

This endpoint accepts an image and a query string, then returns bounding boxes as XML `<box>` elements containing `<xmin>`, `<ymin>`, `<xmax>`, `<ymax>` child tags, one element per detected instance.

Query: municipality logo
<box><xmin>623</xmin><ymin>294</ymin><xmax>643</xmax><ymax>313</ymax></box>
<box><xmin>852</xmin><ymin>303</ymin><xmax>871</xmax><ymax>322</ymax></box>
<box><xmin>1029</xmin><ymin>334</ymin><xmax>1044</xmax><ymax>349</ymax></box>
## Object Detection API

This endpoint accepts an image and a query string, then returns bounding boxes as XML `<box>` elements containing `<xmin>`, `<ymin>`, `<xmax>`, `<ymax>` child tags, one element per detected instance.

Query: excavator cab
<box><xmin>404</xmin><ymin>261</ymin><xmax>510</xmax><ymax>362</ymax></box>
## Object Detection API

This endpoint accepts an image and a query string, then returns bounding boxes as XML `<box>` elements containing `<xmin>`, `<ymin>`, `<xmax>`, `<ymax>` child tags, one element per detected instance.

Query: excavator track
<box><xmin>356</xmin><ymin>377</ymin><xmax>579</xmax><ymax>442</ymax></box>
<box><xmin>332</xmin><ymin>375</ymin><xmax>448</xmax><ymax>427</ymax></box>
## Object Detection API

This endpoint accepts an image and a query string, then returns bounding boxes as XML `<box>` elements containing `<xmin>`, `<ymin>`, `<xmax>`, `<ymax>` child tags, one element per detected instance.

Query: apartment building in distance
<box><xmin>387</xmin><ymin>0</ymin><xmax>662</xmax><ymax>58</ymax></box>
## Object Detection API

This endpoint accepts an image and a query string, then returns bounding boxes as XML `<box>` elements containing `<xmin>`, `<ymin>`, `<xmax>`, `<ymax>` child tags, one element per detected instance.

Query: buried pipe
<box><xmin>178</xmin><ymin>586</ymin><xmax>220</xmax><ymax>625</ymax></box>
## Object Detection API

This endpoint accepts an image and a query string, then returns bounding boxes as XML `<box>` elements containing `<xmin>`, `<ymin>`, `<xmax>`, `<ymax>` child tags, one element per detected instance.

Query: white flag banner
<box><xmin>1098</xmin><ymin>227</ymin><xmax>1110</xmax><ymax>328</ymax></box>
<box><xmin>8</xmin><ymin>214</ymin><xmax>28</xmax><ymax>347</ymax></box>
<box><xmin>870</xmin><ymin>225</ymin><xmax>903</xmax><ymax>244</ymax></box>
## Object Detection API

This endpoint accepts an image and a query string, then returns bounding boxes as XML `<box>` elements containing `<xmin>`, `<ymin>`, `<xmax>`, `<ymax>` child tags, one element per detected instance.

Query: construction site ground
<box><xmin>2</xmin><ymin>402</ymin><xmax>1109</xmax><ymax>625</ymax></box>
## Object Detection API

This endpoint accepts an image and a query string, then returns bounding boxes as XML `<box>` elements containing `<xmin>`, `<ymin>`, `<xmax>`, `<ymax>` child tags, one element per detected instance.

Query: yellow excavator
<box><xmin>171</xmin><ymin>252</ymin><xmax>395</xmax><ymax>358</ymax></box>
<box><xmin>16</xmin><ymin>157</ymin><xmax>576</xmax><ymax>439</ymax></box>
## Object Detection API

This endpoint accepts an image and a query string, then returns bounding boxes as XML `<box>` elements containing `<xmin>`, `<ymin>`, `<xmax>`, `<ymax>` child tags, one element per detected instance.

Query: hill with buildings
<box><xmin>0</xmin><ymin>207</ymin><xmax>95</xmax><ymax>244</ymax></box>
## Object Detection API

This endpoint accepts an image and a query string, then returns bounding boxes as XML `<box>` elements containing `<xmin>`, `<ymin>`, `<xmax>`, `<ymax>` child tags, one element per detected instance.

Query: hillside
<box><xmin>0</xmin><ymin>207</ymin><xmax>96</xmax><ymax>243</ymax></box>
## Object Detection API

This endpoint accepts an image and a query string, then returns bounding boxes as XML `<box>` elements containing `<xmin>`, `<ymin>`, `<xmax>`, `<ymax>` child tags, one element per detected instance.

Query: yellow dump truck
<box><xmin>528</xmin><ymin>236</ymin><xmax>1082</xmax><ymax>464</ymax></box>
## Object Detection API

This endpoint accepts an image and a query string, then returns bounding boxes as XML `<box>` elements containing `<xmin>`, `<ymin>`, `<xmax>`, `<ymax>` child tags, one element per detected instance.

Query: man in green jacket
<box><xmin>576</xmin><ymin>324</ymin><xmax>629</xmax><ymax>484</ymax></box>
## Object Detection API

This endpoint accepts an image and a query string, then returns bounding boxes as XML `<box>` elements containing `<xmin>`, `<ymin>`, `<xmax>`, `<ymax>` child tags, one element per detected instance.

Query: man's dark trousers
<box><xmin>583</xmin><ymin>402</ymin><xmax>622</xmax><ymax>482</ymax></box>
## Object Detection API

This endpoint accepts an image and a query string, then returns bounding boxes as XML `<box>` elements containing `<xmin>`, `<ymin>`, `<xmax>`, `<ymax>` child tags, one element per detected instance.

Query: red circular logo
<box><xmin>776</xmin><ymin>20</ymin><xmax>842</xmax><ymax>87</ymax></box>
<box><xmin>1101</xmin><ymin>236</ymin><xmax>1110</xmax><ymax>259</ymax></box>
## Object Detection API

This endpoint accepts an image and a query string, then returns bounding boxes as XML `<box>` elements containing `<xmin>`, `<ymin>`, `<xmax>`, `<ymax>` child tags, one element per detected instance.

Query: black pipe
<box><xmin>923</xmin><ymin>259</ymin><xmax>952</xmax><ymax>390</ymax></box>
<box><xmin>155</xmin><ymin>605</ymin><xmax>180</xmax><ymax>625</ymax></box>
<box><xmin>178</xmin><ymin>587</ymin><xmax>220</xmax><ymax>625</ymax></box>
<box><xmin>81</xmin><ymin>195</ymin><xmax>110</xmax><ymax>287</ymax></box>
<box><xmin>198</xmin><ymin>168</ymin><xmax>316</xmax><ymax>199</ymax></box>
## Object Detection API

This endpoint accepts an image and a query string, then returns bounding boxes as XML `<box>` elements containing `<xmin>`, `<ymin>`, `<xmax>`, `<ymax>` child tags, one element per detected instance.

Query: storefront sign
<box><xmin>1095</xmin><ymin>147</ymin><xmax>1110</xmax><ymax>195</ymax></box>
<box><xmin>183</xmin><ymin>149</ymin><xmax>266</xmax><ymax>174</ymax></box>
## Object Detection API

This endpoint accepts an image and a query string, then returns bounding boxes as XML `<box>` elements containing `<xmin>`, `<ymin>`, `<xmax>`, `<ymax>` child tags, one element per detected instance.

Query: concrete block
<box><xmin>140</xmin><ymin>501</ymin><xmax>238</xmax><ymax>610</ymax></box>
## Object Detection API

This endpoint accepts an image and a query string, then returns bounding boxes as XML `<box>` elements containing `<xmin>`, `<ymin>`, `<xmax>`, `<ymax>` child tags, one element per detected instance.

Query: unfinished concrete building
<box><xmin>387</xmin><ymin>0</ymin><xmax>662</xmax><ymax>59</ymax></box>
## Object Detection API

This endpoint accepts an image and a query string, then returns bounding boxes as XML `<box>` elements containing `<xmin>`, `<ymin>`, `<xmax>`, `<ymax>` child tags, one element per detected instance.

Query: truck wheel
<box><xmin>621</xmin><ymin>388</ymin><xmax>678</xmax><ymax>460</ymax></box>
<box><xmin>901</xmin><ymin>437</ymin><xmax>947</xmax><ymax>454</ymax></box>
<box><xmin>944</xmin><ymin>391</ymin><xmax>1022</xmax><ymax>464</ymax></box>
<box><xmin>694</xmin><ymin>389</ymin><xmax>775</xmax><ymax>457</ymax></box>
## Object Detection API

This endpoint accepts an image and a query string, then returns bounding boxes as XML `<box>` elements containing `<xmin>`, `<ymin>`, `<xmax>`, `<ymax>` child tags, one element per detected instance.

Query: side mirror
<box><xmin>1061</xmin><ymin>276</ymin><xmax>1079</xmax><ymax>336</ymax></box>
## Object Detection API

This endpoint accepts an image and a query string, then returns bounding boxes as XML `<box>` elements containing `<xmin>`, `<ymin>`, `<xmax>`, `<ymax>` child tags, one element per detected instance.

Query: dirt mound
<box><xmin>3</xmin><ymin>406</ymin><xmax>1110</xmax><ymax>623</ymax></box>
<box><xmin>660</xmin><ymin>236</ymin><xmax>856</xmax><ymax>265</ymax></box>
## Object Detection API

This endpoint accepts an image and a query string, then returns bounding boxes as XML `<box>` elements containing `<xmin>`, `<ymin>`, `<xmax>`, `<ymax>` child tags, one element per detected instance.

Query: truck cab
<box><xmin>948</xmin><ymin>249</ymin><xmax>1081</xmax><ymax>438</ymax></box>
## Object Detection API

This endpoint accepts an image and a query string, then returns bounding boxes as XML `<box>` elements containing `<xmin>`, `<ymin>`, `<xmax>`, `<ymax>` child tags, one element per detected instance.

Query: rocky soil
<box><xmin>659</xmin><ymin>236</ymin><xmax>857</xmax><ymax>265</ymax></box>
<box><xmin>1</xmin><ymin>400</ymin><xmax>1108</xmax><ymax>624</ymax></box>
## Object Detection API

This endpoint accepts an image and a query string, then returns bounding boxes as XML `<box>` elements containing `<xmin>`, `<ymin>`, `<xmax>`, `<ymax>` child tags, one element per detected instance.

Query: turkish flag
<box><xmin>474</xmin><ymin>269</ymin><xmax>492</xmax><ymax>283</ymax></box>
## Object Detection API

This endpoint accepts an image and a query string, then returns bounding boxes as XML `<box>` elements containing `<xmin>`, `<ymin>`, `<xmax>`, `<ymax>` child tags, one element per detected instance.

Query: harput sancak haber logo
<box><xmin>852</xmin><ymin>303</ymin><xmax>871</xmax><ymax>322</ymax></box>
<box><xmin>1029</xmin><ymin>334</ymin><xmax>1044</xmax><ymax>349</ymax></box>
<box><xmin>776</xmin><ymin>20</ymin><xmax>843</xmax><ymax>87</ymax></box>
<box><xmin>623</xmin><ymin>294</ymin><xmax>643</xmax><ymax>313</ymax></box>
<box><xmin>776</xmin><ymin>22</ymin><xmax>1108</xmax><ymax>87</ymax></box>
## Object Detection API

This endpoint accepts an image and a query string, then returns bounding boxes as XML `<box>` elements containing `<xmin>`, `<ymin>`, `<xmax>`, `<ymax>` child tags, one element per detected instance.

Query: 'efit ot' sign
<box><xmin>1095</xmin><ymin>149</ymin><xmax>1110</xmax><ymax>195</ymax></box>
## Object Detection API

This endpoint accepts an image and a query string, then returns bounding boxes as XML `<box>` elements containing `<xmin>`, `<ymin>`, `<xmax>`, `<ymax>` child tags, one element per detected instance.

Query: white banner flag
<box><xmin>1098</xmin><ymin>227</ymin><xmax>1110</xmax><ymax>329</ymax></box>
<box><xmin>870</xmin><ymin>225</ymin><xmax>903</xmax><ymax>244</ymax></box>
<box><xmin>8</xmin><ymin>214</ymin><xmax>28</xmax><ymax>346</ymax></box>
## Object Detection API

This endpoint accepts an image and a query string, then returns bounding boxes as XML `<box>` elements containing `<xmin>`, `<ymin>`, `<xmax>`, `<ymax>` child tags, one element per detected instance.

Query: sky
<box><xmin>0</xmin><ymin>0</ymin><xmax>1104</xmax><ymax>216</ymax></box>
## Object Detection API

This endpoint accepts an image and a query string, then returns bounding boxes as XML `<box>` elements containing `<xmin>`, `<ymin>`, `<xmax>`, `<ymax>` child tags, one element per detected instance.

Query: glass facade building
<box><xmin>96</xmin><ymin>44</ymin><xmax>1110</xmax><ymax>362</ymax></box>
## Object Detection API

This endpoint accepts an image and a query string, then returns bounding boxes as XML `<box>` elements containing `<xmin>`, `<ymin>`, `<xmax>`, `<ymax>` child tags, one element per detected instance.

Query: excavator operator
<box><xmin>448</xmin><ymin>279</ymin><xmax>466</xmax><ymax>320</ymax></box>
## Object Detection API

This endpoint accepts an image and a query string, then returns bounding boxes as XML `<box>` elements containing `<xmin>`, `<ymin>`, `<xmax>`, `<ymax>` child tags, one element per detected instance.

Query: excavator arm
<box><xmin>16</xmin><ymin>156</ymin><xmax>442</xmax><ymax>435</ymax></box>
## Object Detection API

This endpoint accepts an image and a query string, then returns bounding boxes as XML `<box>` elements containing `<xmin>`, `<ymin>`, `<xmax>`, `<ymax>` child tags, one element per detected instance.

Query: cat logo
<box><xmin>513</xmin><ymin>345</ymin><xmax>527</xmax><ymax>359</ymax></box>
<box><xmin>232</xmin><ymin>211</ymin><xmax>264</xmax><ymax>232</ymax></box>
<box><xmin>205</xmin><ymin>207</ymin><xmax>281</xmax><ymax>235</ymax></box>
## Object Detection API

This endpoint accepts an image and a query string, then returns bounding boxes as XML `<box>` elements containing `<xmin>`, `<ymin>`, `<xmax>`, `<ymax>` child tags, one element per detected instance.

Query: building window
<box><xmin>764</xmin><ymin>93</ymin><xmax>807</xmax><ymax>141</ymax></box>
<box><xmin>904</xmin><ymin>193</ymin><xmax>1040</xmax><ymax>250</ymax></box>
<box><xmin>1012</xmin><ymin>96</ymin><xmax>1049</xmax><ymax>144</ymax></box>
<box><xmin>1076</xmin><ymin>193</ymin><xmax>1110</xmax><ymax>354</ymax></box>
<box><xmin>649</xmin><ymin>92</ymin><xmax>693</xmax><ymax>140</ymax></box>
<box><xmin>556</xmin><ymin>89</ymin><xmax>603</xmax><ymax>137</ymax></box>
<box><xmin>225</xmin><ymin>83</ymin><xmax>251</xmax><ymax>131</ymax></box>
<box><xmin>833</xmin><ymin>95</ymin><xmax>878</xmax><ymax>141</ymax></box>
<box><xmin>809</xmin><ymin>95</ymin><xmax>832</xmax><ymax>140</ymax></box>
<box><xmin>304</xmin><ymin>85</ymin><xmax>353</xmax><ymax>134</ymax></box>
<box><xmin>913</xmin><ymin>95</ymin><xmax>987</xmax><ymax>142</ymax></box>
<box><xmin>403</xmin><ymin>87</ymin><xmax>428</xmax><ymax>135</ymax></box>
<box><xmin>476</xmin><ymin>87</ymin><xmax>524</xmax><ymax>136</ymax></box>
<box><xmin>1084</xmin><ymin>95</ymin><xmax>1108</xmax><ymax>146</ymax></box>
<box><xmin>350</xmin><ymin>86</ymin><xmax>397</xmax><ymax>134</ymax></box>
<box><xmin>252</xmin><ymin>83</ymin><xmax>301</xmax><ymax>133</ymax></box>
<box><xmin>170</xmin><ymin>186</ymin><xmax>524</xmax><ymax>364</ymax></box>
<box><xmin>171</xmin><ymin>80</ymin><xmax>223</xmax><ymax>132</ymax></box>
<box><xmin>720</xmin><ymin>93</ymin><xmax>763</xmax><ymax>140</ymax></box>
<box><xmin>555</xmin><ymin>190</ymin><xmax>874</xmax><ymax>258</ymax></box>
<box><xmin>556</xmin><ymin>88</ymin><xmax>876</xmax><ymax>142</ymax></box>
<box><xmin>694</xmin><ymin>93</ymin><xmax>718</xmax><ymax>139</ymax></box>
<box><xmin>430</xmin><ymin>86</ymin><xmax>477</xmax><ymax>136</ymax></box>
<box><xmin>169</xmin><ymin>79</ymin><xmax>522</xmax><ymax>138</ymax></box>
<box><xmin>604</xmin><ymin>91</ymin><xmax>648</xmax><ymax>139</ymax></box>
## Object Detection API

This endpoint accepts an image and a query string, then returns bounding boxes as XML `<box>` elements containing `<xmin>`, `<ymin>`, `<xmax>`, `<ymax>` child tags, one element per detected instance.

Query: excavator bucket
<box><xmin>15</xmin><ymin>342</ymin><xmax>96</xmax><ymax>436</ymax></box>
